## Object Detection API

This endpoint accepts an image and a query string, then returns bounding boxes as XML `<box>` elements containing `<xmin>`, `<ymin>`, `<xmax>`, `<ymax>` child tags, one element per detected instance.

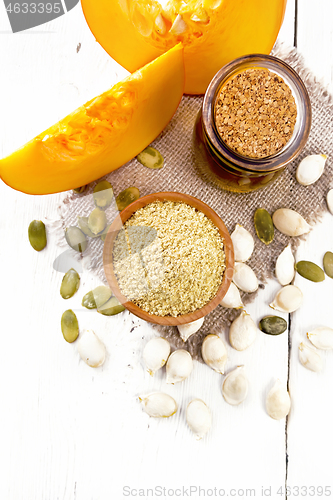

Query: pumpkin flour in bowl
<box><xmin>112</xmin><ymin>201</ymin><xmax>226</xmax><ymax>317</ymax></box>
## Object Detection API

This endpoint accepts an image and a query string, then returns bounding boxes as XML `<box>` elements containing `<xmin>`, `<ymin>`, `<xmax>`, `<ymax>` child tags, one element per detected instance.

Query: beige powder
<box><xmin>113</xmin><ymin>201</ymin><xmax>226</xmax><ymax>316</ymax></box>
<box><xmin>215</xmin><ymin>68</ymin><xmax>297</xmax><ymax>159</ymax></box>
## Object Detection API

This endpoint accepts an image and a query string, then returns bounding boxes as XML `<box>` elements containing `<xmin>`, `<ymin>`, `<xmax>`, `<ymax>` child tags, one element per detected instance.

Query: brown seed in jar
<box><xmin>214</xmin><ymin>68</ymin><xmax>297</xmax><ymax>159</ymax></box>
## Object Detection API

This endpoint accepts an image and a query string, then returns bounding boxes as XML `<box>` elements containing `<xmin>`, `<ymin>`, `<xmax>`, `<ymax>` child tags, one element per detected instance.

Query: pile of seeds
<box><xmin>113</xmin><ymin>201</ymin><xmax>226</xmax><ymax>316</ymax></box>
<box><xmin>214</xmin><ymin>68</ymin><xmax>297</xmax><ymax>158</ymax></box>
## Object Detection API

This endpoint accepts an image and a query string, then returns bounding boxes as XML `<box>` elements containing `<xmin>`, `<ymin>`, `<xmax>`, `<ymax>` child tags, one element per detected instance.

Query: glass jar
<box><xmin>193</xmin><ymin>54</ymin><xmax>311</xmax><ymax>193</ymax></box>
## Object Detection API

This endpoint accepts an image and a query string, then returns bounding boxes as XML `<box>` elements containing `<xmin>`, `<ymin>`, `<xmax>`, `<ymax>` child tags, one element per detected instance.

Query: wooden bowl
<box><xmin>103</xmin><ymin>192</ymin><xmax>234</xmax><ymax>325</ymax></box>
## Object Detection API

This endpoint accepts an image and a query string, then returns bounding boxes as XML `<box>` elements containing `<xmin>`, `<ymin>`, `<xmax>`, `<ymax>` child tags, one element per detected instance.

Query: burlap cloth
<box><xmin>57</xmin><ymin>43</ymin><xmax>333</xmax><ymax>360</ymax></box>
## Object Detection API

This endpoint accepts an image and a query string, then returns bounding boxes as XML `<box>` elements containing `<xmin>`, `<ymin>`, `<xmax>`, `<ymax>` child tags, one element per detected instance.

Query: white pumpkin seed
<box><xmin>169</xmin><ymin>14</ymin><xmax>187</xmax><ymax>35</ymax></box>
<box><xmin>186</xmin><ymin>399</ymin><xmax>212</xmax><ymax>440</ymax></box>
<box><xmin>299</xmin><ymin>342</ymin><xmax>323</xmax><ymax>372</ymax></box>
<box><xmin>177</xmin><ymin>317</ymin><xmax>204</xmax><ymax>342</ymax></box>
<box><xmin>326</xmin><ymin>189</ymin><xmax>333</xmax><ymax>215</ymax></box>
<box><xmin>166</xmin><ymin>349</ymin><xmax>193</xmax><ymax>384</ymax></box>
<box><xmin>78</xmin><ymin>330</ymin><xmax>106</xmax><ymax>368</ymax></box>
<box><xmin>154</xmin><ymin>13</ymin><xmax>167</xmax><ymax>34</ymax></box>
<box><xmin>266</xmin><ymin>379</ymin><xmax>291</xmax><ymax>420</ymax></box>
<box><xmin>222</xmin><ymin>366</ymin><xmax>248</xmax><ymax>405</ymax></box>
<box><xmin>229</xmin><ymin>311</ymin><xmax>257</xmax><ymax>351</ymax></box>
<box><xmin>307</xmin><ymin>326</ymin><xmax>333</xmax><ymax>350</ymax></box>
<box><xmin>269</xmin><ymin>285</ymin><xmax>303</xmax><ymax>313</ymax></box>
<box><xmin>190</xmin><ymin>10</ymin><xmax>209</xmax><ymax>23</ymax></box>
<box><xmin>232</xmin><ymin>262</ymin><xmax>258</xmax><ymax>293</ymax></box>
<box><xmin>201</xmin><ymin>334</ymin><xmax>227</xmax><ymax>374</ymax></box>
<box><xmin>139</xmin><ymin>392</ymin><xmax>178</xmax><ymax>418</ymax></box>
<box><xmin>272</xmin><ymin>208</ymin><xmax>310</xmax><ymax>237</ymax></box>
<box><xmin>220</xmin><ymin>282</ymin><xmax>243</xmax><ymax>309</ymax></box>
<box><xmin>231</xmin><ymin>224</ymin><xmax>254</xmax><ymax>262</ymax></box>
<box><xmin>203</xmin><ymin>0</ymin><xmax>222</xmax><ymax>10</ymax></box>
<box><xmin>296</xmin><ymin>154</ymin><xmax>327</xmax><ymax>186</ymax></box>
<box><xmin>143</xmin><ymin>337</ymin><xmax>170</xmax><ymax>376</ymax></box>
<box><xmin>275</xmin><ymin>245</ymin><xmax>295</xmax><ymax>286</ymax></box>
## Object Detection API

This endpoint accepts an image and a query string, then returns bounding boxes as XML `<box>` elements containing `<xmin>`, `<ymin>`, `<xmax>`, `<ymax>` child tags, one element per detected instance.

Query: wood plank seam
<box><xmin>286</xmin><ymin>2</ymin><xmax>298</xmax><ymax>497</ymax></box>
<box><xmin>294</xmin><ymin>0</ymin><xmax>298</xmax><ymax>48</ymax></box>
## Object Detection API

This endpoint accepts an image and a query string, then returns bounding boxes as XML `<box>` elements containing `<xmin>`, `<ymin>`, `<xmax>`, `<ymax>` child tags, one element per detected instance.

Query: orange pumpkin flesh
<box><xmin>0</xmin><ymin>44</ymin><xmax>184</xmax><ymax>195</ymax></box>
<box><xmin>81</xmin><ymin>0</ymin><xmax>287</xmax><ymax>95</ymax></box>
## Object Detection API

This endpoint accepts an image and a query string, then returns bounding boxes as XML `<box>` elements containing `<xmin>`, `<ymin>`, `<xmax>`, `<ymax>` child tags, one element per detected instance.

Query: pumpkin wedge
<box><xmin>0</xmin><ymin>44</ymin><xmax>184</xmax><ymax>195</ymax></box>
<box><xmin>81</xmin><ymin>0</ymin><xmax>286</xmax><ymax>95</ymax></box>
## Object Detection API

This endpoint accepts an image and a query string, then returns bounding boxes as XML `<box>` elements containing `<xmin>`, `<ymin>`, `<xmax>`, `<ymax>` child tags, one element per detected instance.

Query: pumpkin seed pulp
<box><xmin>88</xmin><ymin>208</ymin><xmax>107</xmax><ymax>235</ymax></box>
<box><xmin>61</xmin><ymin>309</ymin><xmax>79</xmax><ymax>343</ymax></box>
<box><xmin>78</xmin><ymin>216</ymin><xmax>101</xmax><ymax>238</ymax></box>
<box><xmin>28</xmin><ymin>220</ymin><xmax>47</xmax><ymax>251</ymax></box>
<box><xmin>137</xmin><ymin>147</ymin><xmax>164</xmax><ymax>169</ymax></box>
<box><xmin>82</xmin><ymin>286</ymin><xmax>112</xmax><ymax>310</ymax></box>
<box><xmin>259</xmin><ymin>316</ymin><xmax>287</xmax><ymax>335</ymax></box>
<box><xmin>93</xmin><ymin>181</ymin><xmax>113</xmax><ymax>209</ymax></box>
<box><xmin>65</xmin><ymin>226</ymin><xmax>87</xmax><ymax>253</ymax></box>
<box><xmin>97</xmin><ymin>296</ymin><xmax>125</xmax><ymax>316</ymax></box>
<box><xmin>60</xmin><ymin>268</ymin><xmax>80</xmax><ymax>299</ymax></box>
<box><xmin>116</xmin><ymin>187</ymin><xmax>140</xmax><ymax>212</ymax></box>
<box><xmin>295</xmin><ymin>261</ymin><xmax>325</xmax><ymax>282</ymax></box>
<box><xmin>323</xmin><ymin>251</ymin><xmax>333</xmax><ymax>278</ymax></box>
<box><xmin>254</xmin><ymin>208</ymin><xmax>274</xmax><ymax>245</ymax></box>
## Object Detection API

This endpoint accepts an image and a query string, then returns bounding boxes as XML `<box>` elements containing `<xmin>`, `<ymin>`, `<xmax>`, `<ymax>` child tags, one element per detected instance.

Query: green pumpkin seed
<box><xmin>86</xmin><ymin>285</ymin><xmax>112</xmax><ymax>309</ymax></box>
<box><xmin>78</xmin><ymin>216</ymin><xmax>101</xmax><ymax>238</ymax></box>
<box><xmin>323</xmin><ymin>251</ymin><xmax>333</xmax><ymax>278</ymax></box>
<box><xmin>259</xmin><ymin>316</ymin><xmax>287</xmax><ymax>335</ymax></box>
<box><xmin>73</xmin><ymin>185</ymin><xmax>87</xmax><ymax>194</ymax></box>
<box><xmin>254</xmin><ymin>208</ymin><xmax>274</xmax><ymax>245</ymax></box>
<box><xmin>93</xmin><ymin>181</ymin><xmax>113</xmax><ymax>209</ymax></box>
<box><xmin>295</xmin><ymin>260</ymin><xmax>325</xmax><ymax>282</ymax></box>
<box><xmin>65</xmin><ymin>226</ymin><xmax>87</xmax><ymax>253</ymax></box>
<box><xmin>101</xmin><ymin>224</ymin><xmax>111</xmax><ymax>243</ymax></box>
<box><xmin>60</xmin><ymin>268</ymin><xmax>80</xmax><ymax>299</ymax></box>
<box><xmin>61</xmin><ymin>309</ymin><xmax>79</xmax><ymax>343</ymax></box>
<box><xmin>97</xmin><ymin>296</ymin><xmax>125</xmax><ymax>316</ymax></box>
<box><xmin>116</xmin><ymin>187</ymin><xmax>140</xmax><ymax>212</ymax></box>
<box><xmin>82</xmin><ymin>290</ymin><xmax>97</xmax><ymax>309</ymax></box>
<box><xmin>88</xmin><ymin>208</ymin><xmax>107</xmax><ymax>235</ymax></box>
<box><xmin>28</xmin><ymin>220</ymin><xmax>47</xmax><ymax>251</ymax></box>
<box><xmin>137</xmin><ymin>146</ymin><xmax>164</xmax><ymax>169</ymax></box>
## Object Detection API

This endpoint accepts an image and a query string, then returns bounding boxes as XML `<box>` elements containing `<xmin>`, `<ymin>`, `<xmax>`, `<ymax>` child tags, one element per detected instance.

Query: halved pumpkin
<box><xmin>0</xmin><ymin>44</ymin><xmax>184</xmax><ymax>195</ymax></box>
<box><xmin>81</xmin><ymin>0</ymin><xmax>287</xmax><ymax>95</ymax></box>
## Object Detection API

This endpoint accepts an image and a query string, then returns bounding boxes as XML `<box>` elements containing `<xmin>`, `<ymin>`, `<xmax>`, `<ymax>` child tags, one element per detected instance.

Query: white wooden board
<box><xmin>0</xmin><ymin>1</ymin><xmax>332</xmax><ymax>498</ymax></box>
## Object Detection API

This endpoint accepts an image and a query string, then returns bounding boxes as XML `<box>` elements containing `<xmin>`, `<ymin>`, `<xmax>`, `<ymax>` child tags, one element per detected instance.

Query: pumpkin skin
<box><xmin>81</xmin><ymin>0</ymin><xmax>287</xmax><ymax>95</ymax></box>
<box><xmin>0</xmin><ymin>44</ymin><xmax>184</xmax><ymax>195</ymax></box>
